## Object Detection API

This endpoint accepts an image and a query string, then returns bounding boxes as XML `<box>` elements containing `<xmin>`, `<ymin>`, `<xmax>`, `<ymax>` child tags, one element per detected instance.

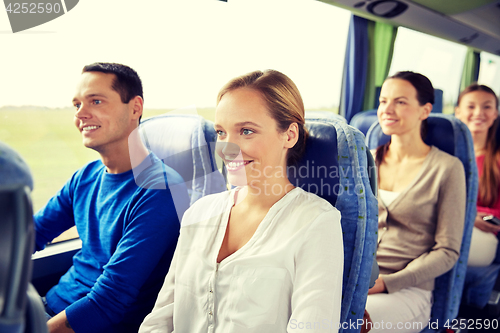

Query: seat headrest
<box><xmin>0</xmin><ymin>141</ymin><xmax>33</xmax><ymax>191</ymax></box>
<box><xmin>349</xmin><ymin>109</ymin><xmax>377</xmax><ymax>136</ymax></box>
<box><xmin>288</xmin><ymin>120</ymin><xmax>340</xmax><ymax>205</ymax></box>
<box><xmin>139</xmin><ymin>114</ymin><xmax>226</xmax><ymax>205</ymax></box>
<box><xmin>366</xmin><ymin>114</ymin><xmax>456</xmax><ymax>156</ymax></box>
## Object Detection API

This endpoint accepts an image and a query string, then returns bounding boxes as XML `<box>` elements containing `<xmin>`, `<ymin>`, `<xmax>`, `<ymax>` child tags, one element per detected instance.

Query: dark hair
<box><xmin>217</xmin><ymin>70</ymin><xmax>308</xmax><ymax>166</ymax></box>
<box><xmin>458</xmin><ymin>83</ymin><xmax>500</xmax><ymax>206</ymax></box>
<box><xmin>82</xmin><ymin>62</ymin><xmax>143</xmax><ymax>123</ymax></box>
<box><xmin>375</xmin><ymin>71</ymin><xmax>434</xmax><ymax>166</ymax></box>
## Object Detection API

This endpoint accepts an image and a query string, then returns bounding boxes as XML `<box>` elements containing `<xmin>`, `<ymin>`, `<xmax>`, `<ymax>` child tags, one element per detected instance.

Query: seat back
<box><xmin>139</xmin><ymin>114</ymin><xmax>227</xmax><ymax>207</ymax></box>
<box><xmin>0</xmin><ymin>186</ymin><xmax>43</xmax><ymax>333</ymax></box>
<box><xmin>349</xmin><ymin>109</ymin><xmax>377</xmax><ymax>136</ymax></box>
<box><xmin>366</xmin><ymin>114</ymin><xmax>478</xmax><ymax>329</ymax></box>
<box><xmin>289</xmin><ymin>116</ymin><xmax>379</xmax><ymax>332</ymax></box>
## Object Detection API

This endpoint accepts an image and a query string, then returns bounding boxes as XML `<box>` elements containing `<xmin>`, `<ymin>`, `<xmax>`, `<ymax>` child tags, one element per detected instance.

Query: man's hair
<box><xmin>82</xmin><ymin>62</ymin><xmax>143</xmax><ymax>123</ymax></box>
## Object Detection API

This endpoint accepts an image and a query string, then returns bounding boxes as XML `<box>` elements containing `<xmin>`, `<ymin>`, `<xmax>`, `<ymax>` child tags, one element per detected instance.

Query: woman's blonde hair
<box><xmin>217</xmin><ymin>70</ymin><xmax>308</xmax><ymax>166</ymax></box>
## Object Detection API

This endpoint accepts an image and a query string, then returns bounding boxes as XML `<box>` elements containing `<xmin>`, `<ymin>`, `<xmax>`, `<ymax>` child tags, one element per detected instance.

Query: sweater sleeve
<box><xmin>33</xmin><ymin>173</ymin><xmax>77</xmax><ymax>251</ymax></box>
<box><xmin>65</xmin><ymin>185</ymin><xmax>181</xmax><ymax>333</ymax></box>
<box><xmin>382</xmin><ymin>158</ymin><xmax>466</xmax><ymax>293</ymax></box>
<box><xmin>288</xmin><ymin>209</ymin><xmax>343</xmax><ymax>332</ymax></box>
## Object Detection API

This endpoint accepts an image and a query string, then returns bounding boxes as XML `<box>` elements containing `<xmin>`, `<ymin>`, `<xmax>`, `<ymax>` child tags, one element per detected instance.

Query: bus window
<box><xmin>0</xmin><ymin>0</ymin><xmax>351</xmax><ymax>243</ymax></box>
<box><xmin>388</xmin><ymin>27</ymin><xmax>468</xmax><ymax>113</ymax></box>
<box><xmin>479</xmin><ymin>52</ymin><xmax>500</xmax><ymax>97</ymax></box>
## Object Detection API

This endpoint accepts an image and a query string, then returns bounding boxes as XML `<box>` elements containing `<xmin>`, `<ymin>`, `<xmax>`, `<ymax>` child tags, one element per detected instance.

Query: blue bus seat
<box><xmin>365</xmin><ymin>114</ymin><xmax>478</xmax><ymax>331</ymax></box>
<box><xmin>349</xmin><ymin>109</ymin><xmax>377</xmax><ymax>136</ymax></box>
<box><xmin>433</xmin><ymin>89</ymin><xmax>443</xmax><ymax>113</ymax></box>
<box><xmin>0</xmin><ymin>186</ymin><xmax>48</xmax><ymax>333</ymax></box>
<box><xmin>139</xmin><ymin>114</ymin><xmax>227</xmax><ymax>206</ymax></box>
<box><xmin>289</xmin><ymin>117</ymin><xmax>378</xmax><ymax>332</ymax></box>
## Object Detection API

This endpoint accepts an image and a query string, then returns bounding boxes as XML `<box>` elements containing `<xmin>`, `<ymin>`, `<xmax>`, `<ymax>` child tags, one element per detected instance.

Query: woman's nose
<box><xmin>217</xmin><ymin>141</ymin><xmax>241</xmax><ymax>160</ymax></box>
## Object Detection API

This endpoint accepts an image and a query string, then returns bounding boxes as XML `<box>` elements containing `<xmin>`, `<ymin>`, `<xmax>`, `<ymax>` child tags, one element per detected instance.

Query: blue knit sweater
<box><xmin>34</xmin><ymin>154</ymin><xmax>189</xmax><ymax>333</ymax></box>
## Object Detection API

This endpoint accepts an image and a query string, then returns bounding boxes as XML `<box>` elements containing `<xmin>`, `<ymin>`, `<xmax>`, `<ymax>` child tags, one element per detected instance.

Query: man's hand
<box><xmin>368</xmin><ymin>277</ymin><xmax>386</xmax><ymax>295</ymax></box>
<box><xmin>47</xmin><ymin>310</ymin><xmax>75</xmax><ymax>333</ymax></box>
<box><xmin>474</xmin><ymin>212</ymin><xmax>500</xmax><ymax>234</ymax></box>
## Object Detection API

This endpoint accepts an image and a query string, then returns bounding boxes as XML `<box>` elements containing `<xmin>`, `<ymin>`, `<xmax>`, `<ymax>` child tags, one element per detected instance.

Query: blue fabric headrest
<box><xmin>288</xmin><ymin>120</ymin><xmax>339</xmax><ymax>206</ymax></box>
<box><xmin>139</xmin><ymin>114</ymin><xmax>226</xmax><ymax>204</ymax></box>
<box><xmin>349</xmin><ymin>109</ymin><xmax>378</xmax><ymax>136</ymax></box>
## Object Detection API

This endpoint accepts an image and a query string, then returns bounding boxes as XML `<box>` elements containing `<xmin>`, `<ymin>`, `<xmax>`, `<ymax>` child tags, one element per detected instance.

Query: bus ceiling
<box><xmin>318</xmin><ymin>0</ymin><xmax>500</xmax><ymax>56</ymax></box>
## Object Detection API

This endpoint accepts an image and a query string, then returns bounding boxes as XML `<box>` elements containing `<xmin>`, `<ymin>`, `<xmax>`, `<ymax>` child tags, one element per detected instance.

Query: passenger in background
<box><xmin>366</xmin><ymin>71</ymin><xmax>466</xmax><ymax>333</ymax></box>
<box><xmin>455</xmin><ymin>83</ymin><xmax>500</xmax><ymax>308</ymax></box>
<box><xmin>140</xmin><ymin>70</ymin><xmax>343</xmax><ymax>333</ymax></box>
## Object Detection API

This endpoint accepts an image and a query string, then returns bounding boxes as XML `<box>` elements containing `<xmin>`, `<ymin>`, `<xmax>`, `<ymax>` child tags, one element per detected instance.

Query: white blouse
<box><xmin>139</xmin><ymin>187</ymin><xmax>343</xmax><ymax>333</ymax></box>
<box><xmin>378</xmin><ymin>189</ymin><xmax>400</xmax><ymax>207</ymax></box>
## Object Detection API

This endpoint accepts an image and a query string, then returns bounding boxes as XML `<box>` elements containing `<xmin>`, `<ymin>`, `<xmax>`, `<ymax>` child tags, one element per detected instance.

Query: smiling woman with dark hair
<box><xmin>365</xmin><ymin>71</ymin><xmax>466</xmax><ymax>333</ymax></box>
<box><xmin>455</xmin><ymin>83</ymin><xmax>500</xmax><ymax>309</ymax></box>
<box><xmin>140</xmin><ymin>70</ymin><xmax>343</xmax><ymax>333</ymax></box>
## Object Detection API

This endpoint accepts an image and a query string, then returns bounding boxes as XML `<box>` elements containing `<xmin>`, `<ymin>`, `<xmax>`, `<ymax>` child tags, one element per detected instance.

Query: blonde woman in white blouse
<box><xmin>139</xmin><ymin>70</ymin><xmax>343</xmax><ymax>333</ymax></box>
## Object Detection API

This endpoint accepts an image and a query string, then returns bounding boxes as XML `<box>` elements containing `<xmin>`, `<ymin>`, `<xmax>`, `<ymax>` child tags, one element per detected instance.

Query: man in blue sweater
<box><xmin>34</xmin><ymin>63</ymin><xmax>189</xmax><ymax>333</ymax></box>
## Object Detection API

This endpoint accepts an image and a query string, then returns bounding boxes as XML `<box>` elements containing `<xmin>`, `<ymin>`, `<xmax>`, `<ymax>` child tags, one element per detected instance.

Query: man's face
<box><xmin>72</xmin><ymin>72</ymin><xmax>139</xmax><ymax>153</ymax></box>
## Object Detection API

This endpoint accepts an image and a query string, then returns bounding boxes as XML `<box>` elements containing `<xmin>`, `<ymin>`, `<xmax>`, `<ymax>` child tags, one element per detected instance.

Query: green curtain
<box><xmin>362</xmin><ymin>21</ymin><xmax>398</xmax><ymax>111</ymax></box>
<box><xmin>460</xmin><ymin>48</ymin><xmax>481</xmax><ymax>92</ymax></box>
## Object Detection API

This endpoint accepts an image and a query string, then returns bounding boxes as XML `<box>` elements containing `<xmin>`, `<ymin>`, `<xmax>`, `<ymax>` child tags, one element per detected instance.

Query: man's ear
<box><xmin>130</xmin><ymin>96</ymin><xmax>144</xmax><ymax>120</ymax></box>
<box><xmin>284</xmin><ymin>123</ymin><xmax>299</xmax><ymax>149</ymax></box>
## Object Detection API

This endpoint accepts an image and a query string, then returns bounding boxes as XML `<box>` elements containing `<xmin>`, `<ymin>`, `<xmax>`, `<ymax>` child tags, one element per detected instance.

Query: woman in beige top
<box><xmin>365</xmin><ymin>71</ymin><xmax>466</xmax><ymax>333</ymax></box>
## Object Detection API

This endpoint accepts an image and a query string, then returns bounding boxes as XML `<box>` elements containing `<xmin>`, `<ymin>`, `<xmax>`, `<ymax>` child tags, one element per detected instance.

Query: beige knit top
<box><xmin>376</xmin><ymin>146</ymin><xmax>467</xmax><ymax>293</ymax></box>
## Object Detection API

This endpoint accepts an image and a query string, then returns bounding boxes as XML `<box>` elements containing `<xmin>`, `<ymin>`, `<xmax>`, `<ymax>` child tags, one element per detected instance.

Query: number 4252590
<box><xmin>5</xmin><ymin>2</ymin><xmax>62</xmax><ymax>14</ymax></box>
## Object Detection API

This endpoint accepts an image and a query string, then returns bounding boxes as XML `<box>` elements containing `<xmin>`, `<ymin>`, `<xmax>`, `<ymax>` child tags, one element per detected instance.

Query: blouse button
<box><xmin>209</xmin><ymin>311</ymin><xmax>213</xmax><ymax>316</ymax></box>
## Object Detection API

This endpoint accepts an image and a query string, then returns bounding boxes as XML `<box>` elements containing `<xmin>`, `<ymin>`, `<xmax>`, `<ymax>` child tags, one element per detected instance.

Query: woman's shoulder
<box><xmin>429</xmin><ymin>146</ymin><xmax>463</xmax><ymax>169</ymax></box>
<box><xmin>182</xmin><ymin>190</ymin><xmax>232</xmax><ymax>219</ymax></box>
<box><xmin>190</xmin><ymin>189</ymin><xmax>231</xmax><ymax>207</ymax></box>
<box><xmin>291</xmin><ymin>187</ymin><xmax>341</xmax><ymax>217</ymax></box>
<box><xmin>427</xmin><ymin>146</ymin><xmax>465</xmax><ymax>183</ymax></box>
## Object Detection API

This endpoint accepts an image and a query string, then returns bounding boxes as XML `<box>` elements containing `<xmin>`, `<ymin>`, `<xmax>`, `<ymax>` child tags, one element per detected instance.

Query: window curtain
<box><xmin>460</xmin><ymin>48</ymin><xmax>480</xmax><ymax>93</ymax></box>
<box><xmin>340</xmin><ymin>15</ymin><xmax>398</xmax><ymax>121</ymax></box>
<box><xmin>340</xmin><ymin>15</ymin><xmax>368</xmax><ymax>122</ymax></box>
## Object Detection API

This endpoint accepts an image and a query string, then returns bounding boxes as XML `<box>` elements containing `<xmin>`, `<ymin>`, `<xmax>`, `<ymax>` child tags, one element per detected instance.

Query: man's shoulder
<box><xmin>69</xmin><ymin>160</ymin><xmax>105</xmax><ymax>185</ymax></box>
<box><xmin>133</xmin><ymin>154</ymin><xmax>185</xmax><ymax>190</ymax></box>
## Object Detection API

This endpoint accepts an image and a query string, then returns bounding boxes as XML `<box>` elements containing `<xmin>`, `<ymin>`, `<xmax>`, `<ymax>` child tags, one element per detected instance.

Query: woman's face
<box><xmin>455</xmin><ymin>91</ymin><xmax>498</xmax><ymax>135</ymax></box>
<box><xmin>214</xmin><ymin>88</ymin><xmax>293</xmax><ymax>187</ymax></box>
<box><xmin>377</xmin><ymin>78</ymin><xmax>431</xmax><ymax>137</ymax></box>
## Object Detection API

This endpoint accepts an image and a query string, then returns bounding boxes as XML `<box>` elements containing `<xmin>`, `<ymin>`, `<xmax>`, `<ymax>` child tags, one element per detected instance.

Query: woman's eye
<box><xmin>74</xmin><ymin>103</ymin><xmax>81</xmax><ymax>110</ymax></box>
<box><xmin>93</xmin><ymin>100</ymin><xmax>102</xmax><ymax>105</ymax></box>
<box><xmin>242</xmin><ymin>129</ymin><xmax>254</xmax><ymax>135</ymax></box>
<box><xmin>397</xmin><ymin>101</ymin><xmax>406</xmax><ymax>105</ymax></box>
<box><xmin>216</xmin><ymin>130</ymin><xmax>226</xmax><ymax>137</ymax></box>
